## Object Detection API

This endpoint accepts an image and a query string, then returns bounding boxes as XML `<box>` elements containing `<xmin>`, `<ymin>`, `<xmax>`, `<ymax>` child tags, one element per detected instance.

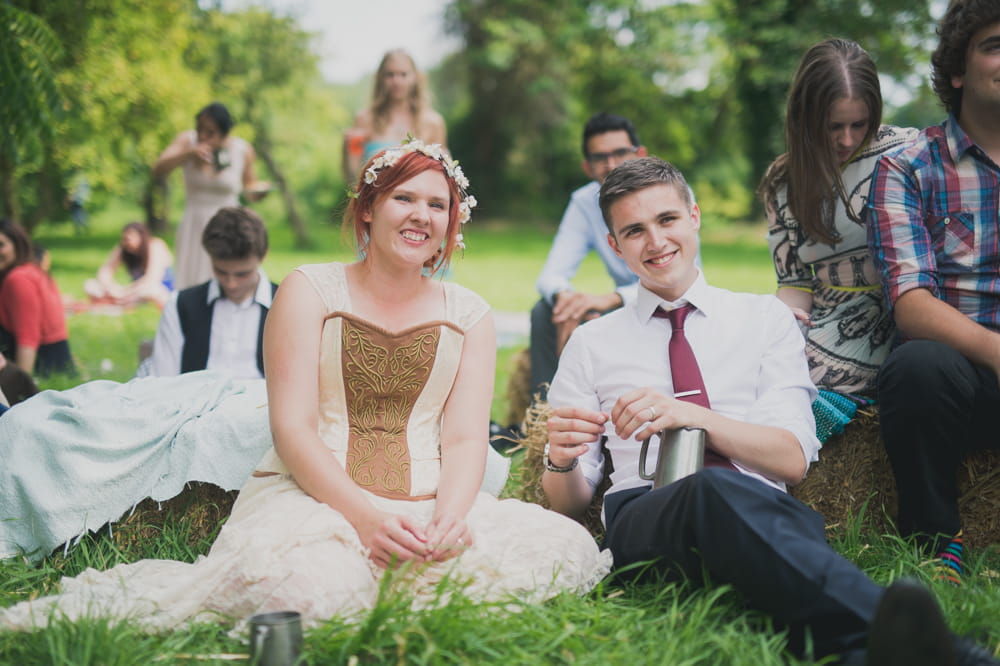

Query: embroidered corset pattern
<box><xmin>341</xmin><ymin>317</ymin><xmax>439</xmax><ymax>499</ymax></box>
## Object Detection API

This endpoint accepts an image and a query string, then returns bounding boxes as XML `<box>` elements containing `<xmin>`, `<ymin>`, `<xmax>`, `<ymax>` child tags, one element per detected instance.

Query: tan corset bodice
<box><xmin>252</xmin><ymin>262</ymin><xmax>489</xmax><ymax>499</ymax></box>
<box><xmin>339</xmin><ymin>315</ymin><xmax>441</xmax><ymax>499</ymax></box>
<box><xmin>314</xmin><ymin>313</ymin><xmax>467</xmax><ymax>500</ymax></box>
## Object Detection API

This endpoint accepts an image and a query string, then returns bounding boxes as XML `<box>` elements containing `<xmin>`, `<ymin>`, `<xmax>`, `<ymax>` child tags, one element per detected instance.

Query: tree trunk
<box><xmin>254</xmin><ymin>125</ymin><xmax>309</xmax><ymax>249</ymax></box>
<box><xmin>0</xmin><ymin>152</ymin><xmax>18</xmax><ymax>223</ymax></box>
<box><xmin>144</xmin><ymin>174</ymin><xmax>170</xmax><ymax>235</ymax></box>
<box><xmin>24</xmin><ymin>144</ymin><xmax>59</xmax><ymax>233</ymax></box>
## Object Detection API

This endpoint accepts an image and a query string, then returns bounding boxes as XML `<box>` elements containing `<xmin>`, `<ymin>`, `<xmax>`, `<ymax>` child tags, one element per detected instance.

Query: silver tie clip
<box><xmin>673</xmin><ymin>390</ymin><xmax>702</xmax><ymax>398</ymax></box>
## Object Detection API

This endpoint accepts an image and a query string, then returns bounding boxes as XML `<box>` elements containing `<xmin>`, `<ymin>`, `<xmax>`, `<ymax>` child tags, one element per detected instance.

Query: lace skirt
<box><xmin>2</xmin><ymin>474</ymin><xmax>612</xmax><ymax>631</ymax></box>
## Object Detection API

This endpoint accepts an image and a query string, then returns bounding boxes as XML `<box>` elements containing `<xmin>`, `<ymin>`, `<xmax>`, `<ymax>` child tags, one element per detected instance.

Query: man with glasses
<box><xmin>529</xmin><ymin>112</ymin><xmax>647</xmax><ymax>400</ymax></box>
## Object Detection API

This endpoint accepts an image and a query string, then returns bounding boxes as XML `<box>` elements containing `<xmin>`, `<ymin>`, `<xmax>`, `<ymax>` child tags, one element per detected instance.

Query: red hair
<box><xmin>345</xmin><ymin>150</ymin><xmax>462</xmax><ymax>274</ymax></box>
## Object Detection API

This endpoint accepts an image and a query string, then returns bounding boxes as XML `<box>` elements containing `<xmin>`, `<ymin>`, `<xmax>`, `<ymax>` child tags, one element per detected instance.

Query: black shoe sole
<box><xmin>866</xmin><ymin>578</ymin><xmax>956</xmax><ymax>666</ymax></box>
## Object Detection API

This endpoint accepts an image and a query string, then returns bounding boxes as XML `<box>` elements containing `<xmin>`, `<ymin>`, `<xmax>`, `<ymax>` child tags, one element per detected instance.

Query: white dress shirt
<box><xmin>548</xmin><ymin>270</ymin><xmax>820</xmax><ymax>499</ymax></box>
<box><xmin>146</xmin><ymin>268</ymin><xmax>273</xmax><ymax>380</ymax></box>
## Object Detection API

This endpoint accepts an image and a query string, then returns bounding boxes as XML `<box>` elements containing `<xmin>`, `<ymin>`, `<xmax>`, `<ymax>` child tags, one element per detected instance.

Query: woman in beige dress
<box><xmin>153</xmin><ymin>102</ymin><xmax>266</xmax><ymax>289</ymax></box>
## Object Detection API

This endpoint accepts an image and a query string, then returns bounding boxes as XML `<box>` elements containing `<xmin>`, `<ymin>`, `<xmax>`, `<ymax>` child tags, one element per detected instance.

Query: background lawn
<box><xmin>30</xmin><ymin>202</ymin><xmax>778</xmax><ymax>420</ymax></box>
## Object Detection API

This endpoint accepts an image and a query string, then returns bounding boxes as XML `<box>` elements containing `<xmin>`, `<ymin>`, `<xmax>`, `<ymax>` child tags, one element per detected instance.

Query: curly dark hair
<box><xmin>931</xmin><ymin>0</ymin><xmax>1000</xmax><ymax>117</ymax></box>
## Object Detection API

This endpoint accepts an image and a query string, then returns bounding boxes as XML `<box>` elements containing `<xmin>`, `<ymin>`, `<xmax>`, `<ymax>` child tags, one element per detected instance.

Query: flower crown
<box><xmin>361</xmin><ymin>137</ymin><xmax>477</xmax><ymax>248</ymax></box>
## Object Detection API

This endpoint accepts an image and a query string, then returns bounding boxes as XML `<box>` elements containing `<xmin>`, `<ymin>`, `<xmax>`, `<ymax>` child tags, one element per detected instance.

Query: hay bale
<box><xmin>514</xmin><ymin>400</ymin><xmax>610</xmax><ymax>539</ymax></box>
<box><xmin>112</xmin><ymin>482</ymin><xmax>238</xmax><ymax>551</ymax></box>
<box><xmin>789</xmin><ymin>409</ymin><xmax>895</xmax><ymax>535</ymax></box>
<box><xmin>792</xmin><ymin>410</ymin><xmax>1000</xmax><ymax>547</ymax></box>
<box><xmin>518</xmin><ymin>401</ymin><xmax>1000</xmax><ymax>548</ymax></box>
<box><xmin>504</xmin><ymin>347</ymin><xmax>533</xmax><ymax>429</ymax></box>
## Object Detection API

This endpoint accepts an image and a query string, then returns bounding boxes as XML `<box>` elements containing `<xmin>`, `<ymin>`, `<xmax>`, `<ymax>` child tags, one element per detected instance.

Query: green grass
<box><xmin>9</xmin><ymin>207</ymin><xmax>998</xmax><ymax>665</ymax></box>
<box><xmin>2</xmin><ymin>501</ymin><xmax>998</xmax><ymax>665</ymax></box>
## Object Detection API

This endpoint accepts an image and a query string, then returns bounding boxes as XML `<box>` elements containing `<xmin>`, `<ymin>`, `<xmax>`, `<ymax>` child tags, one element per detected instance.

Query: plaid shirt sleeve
<box><xmin>866</xmin><ymin>152</ymin><xmax>939</xmax><ymax>309</ymax></box>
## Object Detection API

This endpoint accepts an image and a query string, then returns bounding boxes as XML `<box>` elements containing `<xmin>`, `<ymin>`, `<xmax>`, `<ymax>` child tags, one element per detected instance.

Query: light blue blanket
<box><xmin>0</xmin><ymin>371</ymin><xmax>272</xmax><ymax>562</ymax></box>
<box><xmin>0</xmin><ymin>370</ymin><xmax>511</xmax><ymax>563</ymax></box>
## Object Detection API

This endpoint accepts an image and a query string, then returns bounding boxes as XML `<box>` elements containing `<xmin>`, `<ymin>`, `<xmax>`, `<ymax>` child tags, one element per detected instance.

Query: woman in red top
<box><xmin>0</xmin><ymin>220</ymin><xmax>75</xmax><ymax>377</ymax></box>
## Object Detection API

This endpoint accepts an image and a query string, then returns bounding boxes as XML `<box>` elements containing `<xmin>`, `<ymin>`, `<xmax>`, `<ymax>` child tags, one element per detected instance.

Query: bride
<box><xmin>2</xmin><ymin>140</ymin><xmax>610</xmax><ymax>630</ymax></box>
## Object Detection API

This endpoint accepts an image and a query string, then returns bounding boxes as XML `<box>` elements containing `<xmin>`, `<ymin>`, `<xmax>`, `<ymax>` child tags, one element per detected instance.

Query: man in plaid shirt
<box><xmin>867</xmin><ymin>0</ymin><xmax>1000</xmax><ymax>583</ymax></box>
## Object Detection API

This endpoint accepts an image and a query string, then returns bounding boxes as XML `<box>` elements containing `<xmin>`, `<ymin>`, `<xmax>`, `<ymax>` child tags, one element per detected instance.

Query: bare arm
<box><xmin>611</xmin><ymin>388</ymin><xmax>807</xmax><ymax>485</ymax></box>
<box><xmin>552</xmin><ymin>291</ymin><xmax>623</xmax><ymax>324</ymax></box>
<box><xmin>894</xmin><ymin>288</ymin><xmax>1000</xmax><ymax>376</ymax></box>
<box><xmin>14</xmin><ymin>345</ymin><xmax>37</xmax><ymax>376</ymax></box>
<box><xmin>424</xmin><ymin>311</ymin><xmax>496</xmax><ymax>561</ymax></box>
<box><xmin>264</xmin><ymin>271</ymin><xmax>429</xmax><ymax>568</ymax></box>
<box><xmin>95</xmin><ymin>246</ymin><xmax>124</xmax><ymax>291</ymax></box>
<box><xmin>776</xmin><ymin>287</ymin><xmax>813</xmax><ymax>325</ymax></box>
<box><xmin>542</xmin><ymin>405</ymin><xmax>605</xmax><ymax>518</ymax></box>
<box><xmin>152</xmin><ymin>131</ymin><xmax>206</xmax><ymax>179</ymax></box>
<box><xmin>342</xmin><ymin>111</ymin><xmax>372</xmax><ymax>187</ymax></box>
<box><xmin>424</xmin><ymin>110</ymin><xmax>447</xmax><ymax>148</ymax></box>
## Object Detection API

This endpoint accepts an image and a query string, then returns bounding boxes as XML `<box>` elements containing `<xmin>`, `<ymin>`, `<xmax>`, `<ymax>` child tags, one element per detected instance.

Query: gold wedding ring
<box><xmin>648</xmin><ymin>406</ymin><xmax>657</xmax><ymax>420</ymax></box>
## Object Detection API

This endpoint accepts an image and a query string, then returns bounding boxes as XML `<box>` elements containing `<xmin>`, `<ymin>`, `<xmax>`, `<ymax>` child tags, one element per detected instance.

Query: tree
<box><xmin>445</xmin><ymin>0</ymin><xmax>596</xmax><ymax>219</ymax></box>
<box><xmin>710</xmin><ymin>0</ymin><xmax>934</xmax><ymax>216</ymax></box>
<box><xmin>0</xmin><ymin>4</ymin><xmax>63</xmax><ymax>223</ymax></box>
<box><xmin>4</xmin><ymin>0</ymin><xmax>207</xmax><ymax>231</ymax></box>
<box><xmin>445</xmin><ymin>0</ymin><xmax>938</xmax><ymax>222</ymax></box>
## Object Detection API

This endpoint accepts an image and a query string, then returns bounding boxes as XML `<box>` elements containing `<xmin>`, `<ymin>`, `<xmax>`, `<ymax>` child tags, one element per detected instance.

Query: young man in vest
<box><xmin>143</xmin><ymin>207</ymin><xmax>277</xmax><ymax>379</ymax></box>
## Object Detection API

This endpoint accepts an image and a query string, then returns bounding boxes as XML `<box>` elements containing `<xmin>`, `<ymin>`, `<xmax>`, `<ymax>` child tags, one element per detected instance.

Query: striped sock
<box><xmin>934</xmin><ymin>531</ymin><xmax>964</xmax><ymax>586</ymax></box>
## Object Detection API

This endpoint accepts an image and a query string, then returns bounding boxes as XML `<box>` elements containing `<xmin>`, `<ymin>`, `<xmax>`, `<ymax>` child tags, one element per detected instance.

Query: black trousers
<box><xmin>0</xmin><ymin>326</ymin><xmax>74</xmax><ymax>377</ymax></box>
<box><xmin>529</xmin><ymin>298</ymin><xmax>559</xmax><ymax>400</ymax></box>
<box><xmin>878</xmin><ymin>339</ymin><xmax>1000</xmax><ymax>550</ymax></box>
<box><xmin>603</xmin><ymin>468</ymin><xmax>883</xmax><ymax>662</ymax></box>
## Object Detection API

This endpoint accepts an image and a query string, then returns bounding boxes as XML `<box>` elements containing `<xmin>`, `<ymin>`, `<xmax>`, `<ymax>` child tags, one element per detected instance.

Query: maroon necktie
<box><xmin>655</xmin><ymin>304</ymin><xmax>735</xmax><ymax>470</ymax></box>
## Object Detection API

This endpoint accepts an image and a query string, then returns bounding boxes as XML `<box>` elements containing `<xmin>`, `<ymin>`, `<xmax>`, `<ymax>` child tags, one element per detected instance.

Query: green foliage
<box><xmin>445</xmin><ymin>0</ymin><xmax>939</xmax><ymax>222</ymax></box>
<box><xmin>709</xmin><ymin>0</ymin><xmax>935</xmax><ymax>214</ymax></box>
<box><xmin>2</xmin><ymin>0</ymin><xmax>947</xmax><ymax>233</ymax></box>
<box><xmin>0</xmin><ymin>3</ymin><xmax>64</xmax><ymax>221</ymax></box>
<box><xmin>0</xmin><ymin>4</ymin><xmax>63</xmax><ymax>150</ymax></box>
<box><xmin>4</xmin><ymin>0</ymin><xmax>209</xmax><ymax>227</ymax></box>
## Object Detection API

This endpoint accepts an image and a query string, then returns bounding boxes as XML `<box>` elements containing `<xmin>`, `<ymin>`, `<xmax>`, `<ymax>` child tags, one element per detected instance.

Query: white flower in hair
<box><xmin>362</xmin><ymin>136</ymin><xmax>478</xmax><ymax>240</ymax></box>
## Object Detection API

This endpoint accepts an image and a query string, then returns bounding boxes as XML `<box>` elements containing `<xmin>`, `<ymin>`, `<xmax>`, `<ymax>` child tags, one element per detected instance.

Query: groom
<box><xmin>541</xmin><ymin>156</ymin><xmax>998</xmax><ymax>666</ymax></box>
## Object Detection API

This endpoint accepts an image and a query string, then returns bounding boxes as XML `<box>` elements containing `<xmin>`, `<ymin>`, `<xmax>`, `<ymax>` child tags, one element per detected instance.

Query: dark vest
<box><xmin>177</xmin><ymin>281</ymin><xmax>279</xmax><ymax>376</ymax></box>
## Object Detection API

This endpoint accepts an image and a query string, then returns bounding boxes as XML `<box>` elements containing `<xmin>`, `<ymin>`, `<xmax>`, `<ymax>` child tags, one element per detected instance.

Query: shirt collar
<box><xmin>942</xmin><ymin>114</ymin><xmax>1000</xmax><ymax>171</ymax></box>
<box><xmin>205</xmin><ymin>267</ymin><xmax>273</xmax><ymax>308</ymax></box>
<box><xmin>635</xmin><ymin>268</ymin><xmax>713</xmax><ymax>322</ymax></box>
<box><xmin>944</xmin><ymin>114</ymin><xmax>977</xmax><ymax>161</ymax></box>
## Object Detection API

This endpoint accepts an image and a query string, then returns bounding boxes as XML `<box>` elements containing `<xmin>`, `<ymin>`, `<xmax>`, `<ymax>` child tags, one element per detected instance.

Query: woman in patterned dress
<box><xmin>759</xmin><ymin>39</ymin><xmax>916</xmax><ymax>400</ymax></box>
